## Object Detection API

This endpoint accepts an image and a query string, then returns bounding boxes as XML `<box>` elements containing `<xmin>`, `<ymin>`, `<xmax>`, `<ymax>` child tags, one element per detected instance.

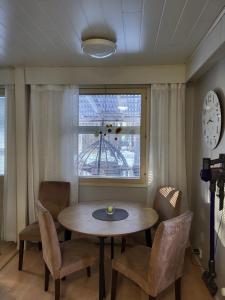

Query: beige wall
<box><xmin>186</xmin><ymin>55</ymin><xmax>225</xmax><ymax>298</ymax></box>
<box><xmin>79</xmin><ymin>185</ymin><xmax>147</xmax><ymax>203</ymax></box>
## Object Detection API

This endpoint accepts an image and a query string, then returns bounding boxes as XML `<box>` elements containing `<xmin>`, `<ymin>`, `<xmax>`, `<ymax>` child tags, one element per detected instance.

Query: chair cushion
<box><xmin>19</xmin><ymin>221</ymin><xmax>64</xmax><ymax>242</ymax></box>
<box><xmin>113</xmin><ymin>212</ymin><xmax>193</xmax><ymax>298</ymax></box>
<box><xmin>58</xmin><ymin>239</ymin><xmax>98</xmax><ymax>279</ymax></box>
<box><xmin>112</xmin><ymin>245</ymin><xmax>151</xmax><ymax>294</ymax></box>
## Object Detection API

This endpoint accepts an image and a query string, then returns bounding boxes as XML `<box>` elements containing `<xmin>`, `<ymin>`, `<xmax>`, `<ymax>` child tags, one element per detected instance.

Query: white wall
<box><xmin>79</xmin><ymin>185</ymin><xmax>147</xmax><ymax>203</ymax></box>
<box><xmin>25</xmin><ymin>65</ymin><xmax>186</xmax><ymax>84</ymax></box>
<box><xmin>186</xmin><ymin>55</ymin><xmax>225</xmax><ymax>299</ymax></box>
<box><xmin>22</xmin><ymin>65</ymin><xmax>186</xmax><ymax>204</ymax></box>
<box><xmin>0</xmin><ymin>64</ymin><xmax>186</xmax><ymax>237</ymax></box>
<box><xmin>0</xmin><ymin>69</ymin><xmax>14</xmax><ymax>84</ymax></box>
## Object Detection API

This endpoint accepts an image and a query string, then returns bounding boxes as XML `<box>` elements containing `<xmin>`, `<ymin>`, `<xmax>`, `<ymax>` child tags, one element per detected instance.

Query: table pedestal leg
<box><xmin>99</xmin><ymin>237</ymin><xmax>106</xmax><ymax>300</ymax></box>
<box><xmin>111</xmin><ymin>237</ymin><xmax>114</xmax><ymax>259</ymax></box>
<box><xmin>145</xmin><ymin>228</ymin><xmax>152</xmax><ymax>247</ymax></box>
<box><xmin>121</xmin><ymin>237</ymin><xmax>126</xmax><ymax>253</ymax></box>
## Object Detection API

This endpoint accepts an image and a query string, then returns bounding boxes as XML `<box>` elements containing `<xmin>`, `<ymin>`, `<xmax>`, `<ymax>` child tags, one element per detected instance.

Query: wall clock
<box><xmin>202</xmin><ymin>90</ymin><xmax>222</xmax><ymax>150</ymax></box>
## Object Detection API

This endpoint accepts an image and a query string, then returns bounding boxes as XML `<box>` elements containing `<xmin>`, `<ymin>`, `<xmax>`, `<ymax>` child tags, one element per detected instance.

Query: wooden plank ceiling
<box><xmin>0</xmin><ymin>0</ymin><xmax>224</xmax><ymax>67</ymax></box>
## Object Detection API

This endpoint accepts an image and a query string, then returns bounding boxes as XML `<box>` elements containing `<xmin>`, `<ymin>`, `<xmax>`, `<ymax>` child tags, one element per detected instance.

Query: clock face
<box><xmin>202</xmin><ymin>90</ymin><xmax>222</xmax><ymax>150</ymax></box>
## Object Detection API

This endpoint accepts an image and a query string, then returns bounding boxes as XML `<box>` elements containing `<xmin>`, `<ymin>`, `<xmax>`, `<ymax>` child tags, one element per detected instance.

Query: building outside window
<box><xmin>78</xmin><ymin>88</ymin><xmax>147</xmax><ymax>185</ymax></box>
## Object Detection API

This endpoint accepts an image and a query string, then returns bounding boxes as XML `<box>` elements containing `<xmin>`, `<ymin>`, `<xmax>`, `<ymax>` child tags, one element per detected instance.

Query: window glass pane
<box><xmin>79</xmin><ymin>134</ymin><xmax>140</xmax><ymax>178</ymax></box>
<box><xmin>79</xmin><ymin>93</ymin><xmax>141</xmax><ymax>179</ymax></box>
<box><xmin>79</xmin><ymin>94</ymin><xmax>141</xmax><ymax>127</ymax></box>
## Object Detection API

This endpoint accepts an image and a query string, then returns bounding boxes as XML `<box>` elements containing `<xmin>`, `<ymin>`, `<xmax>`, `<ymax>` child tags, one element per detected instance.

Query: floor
<box><xmin>0</xmin><ymin>241</ymin><xmax>17</xmax><ymax>270</ymax></box>
<box><xmin>0</xmin><ymin>243</ymin><xmax>213</xmax><ymax>300</ymax></box>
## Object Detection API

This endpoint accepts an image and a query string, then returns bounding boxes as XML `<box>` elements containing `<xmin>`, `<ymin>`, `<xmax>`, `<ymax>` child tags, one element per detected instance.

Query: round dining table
<box><xmin>58</xmin><ymin>201</ymin><xmax>159</xmax><ymax>300</ymax></box>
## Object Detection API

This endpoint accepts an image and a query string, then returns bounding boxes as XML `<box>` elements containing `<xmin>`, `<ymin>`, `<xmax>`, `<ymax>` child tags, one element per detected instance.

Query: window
<box><xmin>78</xmin><ymin>88</ymin><xmax>146</xmax><ymax>185</ymax></box>
<box><xmin>0</xmin><ymin>88</ymin><xmax>5</xmax><ymax>175</ymax></box>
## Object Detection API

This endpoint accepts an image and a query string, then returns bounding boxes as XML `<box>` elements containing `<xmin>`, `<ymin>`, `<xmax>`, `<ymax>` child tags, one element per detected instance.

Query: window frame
<box><xmin>78</xmin><ymin>87</ymin><xmax>147</xmax><ymax>187</ymax></box>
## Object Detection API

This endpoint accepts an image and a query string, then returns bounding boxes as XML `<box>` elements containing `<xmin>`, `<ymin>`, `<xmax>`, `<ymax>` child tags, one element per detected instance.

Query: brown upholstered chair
<box><xmin>154</xmin><ymin>186</ymin><xmax>182</xmax><ymax>222</ymax></box>
<box><xmin>112</xmin><ymin>211</ymin><xmax>193</xmax><ymax>300</ymax></box>
<box><xmin>36</xmin><ymin>200</ymin><xmax>98</xmax><ymax>300</ymax></box>
<box><xmin>121</xmin><ymin>186</ymin><xmax>182</xmax><ymax>251</ymax></box>
<box><xmin>18</xmin><ymin>181</ymin><xmax>70</xmax><ymax>271</ymax></box>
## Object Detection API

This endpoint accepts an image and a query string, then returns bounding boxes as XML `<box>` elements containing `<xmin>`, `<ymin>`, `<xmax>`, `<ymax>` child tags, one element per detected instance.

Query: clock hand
<box><xmin>207</xmin><ymin>119</ymin><xmax>213</xmax><ymax>124</ymax></box>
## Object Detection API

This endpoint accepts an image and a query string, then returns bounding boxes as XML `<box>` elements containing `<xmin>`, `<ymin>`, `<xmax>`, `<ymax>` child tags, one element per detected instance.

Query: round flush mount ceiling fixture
<box><xmin>81</xmin><ymin>38</ymin><xmax>116</xmax><ymax>59</ymax></box>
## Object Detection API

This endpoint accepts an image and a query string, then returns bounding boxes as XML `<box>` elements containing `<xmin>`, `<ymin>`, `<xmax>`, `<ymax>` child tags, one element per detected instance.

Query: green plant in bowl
<box><xmin>106</xmin><ymin>206</ymin><xmax>114</xmax><ymax>215</ymax></box>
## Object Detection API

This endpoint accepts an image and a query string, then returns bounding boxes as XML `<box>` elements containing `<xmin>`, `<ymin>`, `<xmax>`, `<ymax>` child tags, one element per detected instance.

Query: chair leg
<box><xmin>175</xmin><ymin>278</ymin><xmax>181</xmax><ymax>300</ymax></box>
<box><xmin>38</xmin><ymin>242</ymin><xmax>42</xmax><ymax>251</ymax></box>
<box><xmin>18</xmin><ymin>240</ymin><xmax>24</xmax><ymax>271</ymax></box>
<box><xmin>111</xmin><ymin>237</ymin><xmax>114</xmax><ymax>259</ymax></box>
<box><xmin>86</xmin><ymin>266</ymin><xmax>91</xmax><ymax>277</ymax></box>
<box><xmin>55</xmin><ymin>279</ymin><xmax>60</xmax><ymax>300</ymax></box>
<box><xmin>145</xmin><ymin>228</ymin><xmax>152</xmax><ymax>247</ymax></box>
<box><xmin>121</xmin><ymin>237</ymin><xmax>126</xmax><ymax>253</ymax></box>
<box><xmin>44</xmin><ymin>264</ymin><xmax>50</xmax><ymax>291</ymax></box>
<box><xmin>64</xmin><ymin>229</ymin><xmax>72</xmax><ymax>241</ymax></box>
<box><xmin>111</xmin><ymin>269</ymin><xmax>118</xmax><ymax>300</ymax></box>
<box><xmin>103</xmin><ymin>270</ymin><xmax>106</xmax><ymax>298</ymax></box>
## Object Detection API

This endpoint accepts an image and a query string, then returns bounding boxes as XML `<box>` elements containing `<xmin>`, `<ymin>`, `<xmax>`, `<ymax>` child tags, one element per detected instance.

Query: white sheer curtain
<box><xmin>147</xmin><ymin>83</ymin><xmax>188</xmax><ymax>211</ymax></box>
<box><xmin>28</xmin><ymin>85</ymin><xmax>79</xmax><ymax>224</ymax></box>
<box><xmin>2</xmin><ymin>86</ymin><xmax>17</xmax><ymax>241</ymax></box>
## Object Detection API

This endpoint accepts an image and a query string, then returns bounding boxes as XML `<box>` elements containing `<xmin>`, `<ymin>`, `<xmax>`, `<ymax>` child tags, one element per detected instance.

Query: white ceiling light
<box><xmin>81</xmin><ymin>38</ymin><xmax>116</xmax><ymax>59</ymax></box>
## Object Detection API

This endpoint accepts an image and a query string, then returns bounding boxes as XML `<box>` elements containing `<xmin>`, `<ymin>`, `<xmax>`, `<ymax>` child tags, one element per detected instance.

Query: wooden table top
<box><xmin>58</xmin><ymin>201</ymin><xmax>159</xmax><ymax>237</ymax></box>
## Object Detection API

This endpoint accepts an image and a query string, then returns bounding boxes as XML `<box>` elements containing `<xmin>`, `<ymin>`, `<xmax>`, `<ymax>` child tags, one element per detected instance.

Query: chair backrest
<box><xmin>148</xmin><ymin>211</ymin><xmax>193</xmax><ymax>296</ymax></box>
<box><xmin>153</xmin><ymin>186</ymin><xmax>181</xmax><ymax>222</ymax></box>
<box><xmin>39</xmin><ymin>181</ymin><xmax>70</xmax><ymax>221</ymax></box>
<box><xmin>36</xmin><ymin>200</ymin><xmax>62</xmax><ymax>278</ymax></box>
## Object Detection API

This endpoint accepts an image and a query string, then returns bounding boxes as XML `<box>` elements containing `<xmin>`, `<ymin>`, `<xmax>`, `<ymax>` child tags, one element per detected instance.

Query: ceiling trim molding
<box><xmin>186</xmin><ymin>7</ymin><xmax>225</xmax><ymax>81</ymax></box>
<box><xmin>25</xmin><ymin>65</ymin><xmax>186</xmax><ymax>85</ymax></box>
<box><xmin>0</xmin><ymin>68</ymin><xmax>15</xmax><ymax>84</ymax></box>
